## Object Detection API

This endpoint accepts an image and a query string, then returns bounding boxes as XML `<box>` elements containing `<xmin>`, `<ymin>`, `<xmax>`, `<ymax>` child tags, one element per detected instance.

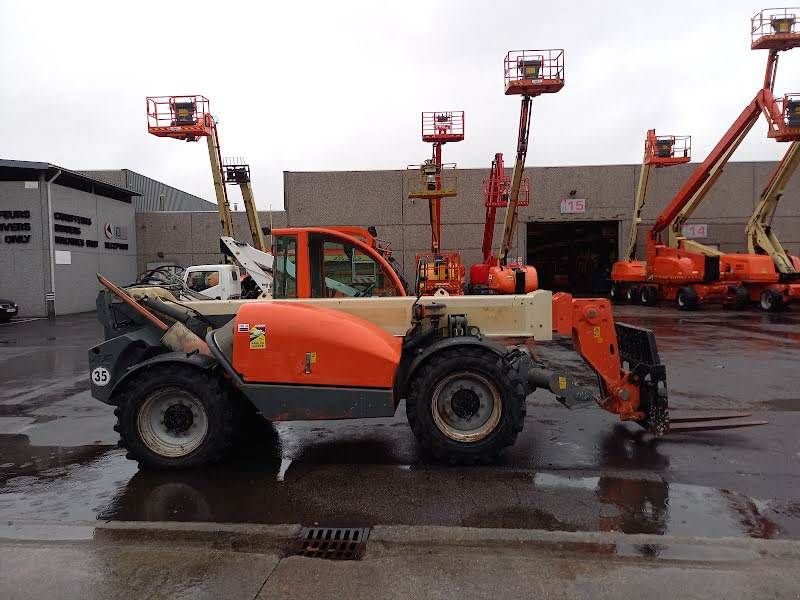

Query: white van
<box><xmin>183</xmin><ymin>264</ymin><xmax>241</xmax><ymax>300</ymax></box>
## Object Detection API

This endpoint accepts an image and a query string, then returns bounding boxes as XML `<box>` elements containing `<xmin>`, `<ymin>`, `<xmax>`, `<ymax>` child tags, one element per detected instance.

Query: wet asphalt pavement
<box><xmin>0</xmin><ymin>307</ymin><xmax>798</xmax><ymax>539</ymax></box>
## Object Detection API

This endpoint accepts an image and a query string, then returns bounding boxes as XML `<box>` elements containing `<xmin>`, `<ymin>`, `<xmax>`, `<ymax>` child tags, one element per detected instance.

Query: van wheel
<box><xmin>114</xmin><ymin>366</ymin><xmax>235</xmax><ymax>469</ymax></box>
<box><xmin>676</xmin><ymin>287</ymin><xmax>699</xmax><ymax>311</ymax></box>
<box><xmin>406</xmin><ymin>347</ymin><xmax>528</xmax><ymax>465</ymax></box>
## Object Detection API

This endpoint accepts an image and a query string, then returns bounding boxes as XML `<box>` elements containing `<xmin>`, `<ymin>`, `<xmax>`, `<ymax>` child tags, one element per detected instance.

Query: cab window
<box><xmin>309</xmin><ymin>235</ymin><xmax>400</xmax><ymax>298</ymax></box>
<box><xmin>185</xmin><ymin>270</ymin><xmax>220</xmax><ymax>292</ymax></box>
<box><xmin>273</xmin><ymin>235</ymin><xmax>298</xmax><ymax>298</ymax></box>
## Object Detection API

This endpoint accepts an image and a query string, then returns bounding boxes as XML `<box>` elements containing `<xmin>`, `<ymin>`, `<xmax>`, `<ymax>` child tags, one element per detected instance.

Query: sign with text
<box><xmin>560</xmin><ymin>198</ymin><xmax>586</xmax><ymax>214</ymax></box>
<box><xmin>682</xmin><ymin>223</ymin><xmax>708</xmax><ymax>239</ymax></box>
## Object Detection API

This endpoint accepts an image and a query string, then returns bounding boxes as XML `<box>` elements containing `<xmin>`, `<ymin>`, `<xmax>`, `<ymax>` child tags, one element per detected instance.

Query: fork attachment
<box><xmin>615</xmin><ymin>322</ymin><xmax>669</xmax><ymax>435</ymax></box>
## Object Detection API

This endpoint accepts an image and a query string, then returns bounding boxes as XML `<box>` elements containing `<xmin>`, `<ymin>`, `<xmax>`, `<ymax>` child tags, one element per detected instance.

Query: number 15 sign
<box><xmin>560</xmin><ymin>198</ymin><xmax>586</xmax><ymax>214</ymax></box>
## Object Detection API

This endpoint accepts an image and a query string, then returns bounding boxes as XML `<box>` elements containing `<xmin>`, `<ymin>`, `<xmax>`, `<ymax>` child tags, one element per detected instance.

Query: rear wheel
<box><xmin>114</xmin><ymin>365</ymin><xmax>235</xmax><ymax>469</ymax></box>
<box><xmin>760</xmin><ymin>289</ymin><xmax>784</xmax><ymax>312</ymax></box>
<box><xmin>625</xmin><ymin>286</ymin><xmax>638</xmax><ymax>303</ymax></box>
<box><xmin>730</xmin><ymin>286</ymin><xmax>750</xmax><ymax>310</ymax></box>
<box><xmin>676</xmin><ymin>287</ymin><xmax>699</xmax><ymax>311</ymax></box>
<box><xmin>406</xmin><ymin>347</ymin><xmax>528</xmax><ymax>465</ymax></box>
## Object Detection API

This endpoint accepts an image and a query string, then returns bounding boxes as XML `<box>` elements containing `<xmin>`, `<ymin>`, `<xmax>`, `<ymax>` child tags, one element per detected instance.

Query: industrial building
<box><xmin>135</xmin><ymin>160</ymin><xmax>800</xmax><ymax>294</ymax></box>
<box><xmin>0</xmin><ymin>160</ymin><xmax>216</xmax><ymax>317</ymax></box>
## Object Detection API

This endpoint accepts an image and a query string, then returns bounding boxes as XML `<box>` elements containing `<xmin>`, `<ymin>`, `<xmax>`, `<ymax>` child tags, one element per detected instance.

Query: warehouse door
<box><xmin>526</xmin><ymin>221</ymin><xmax>618</xmax><ymax>295</ymax></box>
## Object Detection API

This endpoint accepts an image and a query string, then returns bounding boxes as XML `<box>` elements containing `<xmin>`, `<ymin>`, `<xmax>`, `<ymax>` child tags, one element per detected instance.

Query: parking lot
<box><xmin>0</xmin><ymin>306</ymin><xmax>798</xmax><ymax>539</ymax></box>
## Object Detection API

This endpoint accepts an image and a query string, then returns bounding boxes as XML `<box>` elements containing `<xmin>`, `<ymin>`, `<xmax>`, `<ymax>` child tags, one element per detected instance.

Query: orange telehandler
<box><xmin>90</xmin><ymin>219</ymin><xmax>765</xmax><ymax>469</ymax></box>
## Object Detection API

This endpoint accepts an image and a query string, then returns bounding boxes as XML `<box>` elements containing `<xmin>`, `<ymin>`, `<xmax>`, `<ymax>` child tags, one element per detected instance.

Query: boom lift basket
<box><xmin>406</xmin><ymin>162</ymin><xmax>458</xmax><ymax>198</ymax></box>
<box><xmin>146</xmin><ymin>95</ymin><xmax>214</xmax><ymax>141</ymax></box>
<box><xmin>752</xmin><ymin>8</ymin><xmax>800</xmax><ymax>49</ymax></box>
<box><xmin>223</xmin><ymin>157</ymin><xmax>251</xmax><ymax>184</ymax></box>
<box><xmin>646</xmin><ymin>134</ymin><xmax>691</xmax><ymax>167</ymax></box>
<box><xmin>504</xmin><ymin>49</ymin><xmax>565</xmax><ymax>96</ymax></box>
<box><xmin>483</xmin><ymin>172</ymin><xmax>530</xmax><ymax>207</ymax></box>
<box><xmin>767</xmin><ymin>93</ymin><xmax>800</xmax><ymax>140</ymax></box>
<box><xmin>421</xmin><ymin>111</ymin><xmax>465</xmax><ymax>143</ymax></box>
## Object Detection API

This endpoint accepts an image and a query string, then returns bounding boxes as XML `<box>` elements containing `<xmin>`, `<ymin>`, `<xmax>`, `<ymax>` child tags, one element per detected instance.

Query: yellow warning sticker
<box><xmin>558</xmin><ymin>376</ymin><xmax>567</xmax><ymax>390</ymax></box>
<box><xmin>593</xmin><ymin>326</ymin><xmax>602</xmax><ymax>342</ymax></box>
<box><xmin>309</xmin><ymin>352</ymin><xmax>317</xmax><ymax>364</ymax></box>
<box><xmin>249</xmin><ymin>325</ymin><xmax>266</xmax><ymax>349</ymax></box>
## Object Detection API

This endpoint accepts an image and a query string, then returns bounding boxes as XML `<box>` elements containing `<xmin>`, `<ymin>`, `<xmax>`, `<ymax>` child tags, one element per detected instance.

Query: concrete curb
<box><xmin>3</xmin><ymin>520</ymin><xmax>800</xmax><ymax>562</ymax></box>
<box><xmin>369</xmin><ymin>525</ymin><xmax>800</xmax><ymax>561</ymax></box>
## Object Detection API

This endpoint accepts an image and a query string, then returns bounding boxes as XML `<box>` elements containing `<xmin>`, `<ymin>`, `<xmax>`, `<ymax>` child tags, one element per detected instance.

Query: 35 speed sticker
<box><xmin>91</xmin><ymin>366</ymin><xmax>111</xmax><ymax>387</ymax></box>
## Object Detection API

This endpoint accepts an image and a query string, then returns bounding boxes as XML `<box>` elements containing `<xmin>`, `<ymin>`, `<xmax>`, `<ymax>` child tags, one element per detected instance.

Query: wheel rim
<box><xmin>431</xmin><ymin>372</ymin><xmax>502</xmax><ymax>443</ymax></box>
<box><xmin>678</xmin><ymin>293</ymin><xmax>685</xmax><ymax>307</ymax></box>
<box><xmin>761</xmin><ymin>292</ymin><xmax>772</xmax><ymax>310</ymax></box>
<box><xmin>137</xmin><ymin>387</ymin><xmax>209</xmax><ymax>458</ymax></box>
<box><xmin>626</xmin><ymin>288</ymin><xmax>634</xmax><ymax>301</ymax></box>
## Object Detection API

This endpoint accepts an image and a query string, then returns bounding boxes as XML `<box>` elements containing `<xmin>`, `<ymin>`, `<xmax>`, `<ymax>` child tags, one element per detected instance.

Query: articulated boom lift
<box><xmin>468</xmin><ymin>152</ymin><xmax>531</xmax><ymax>293</ymax></box>
<box><xmin>612</xmin><ymin>8</ymin><xmax>800</xmax><ymax>310</ymax></box>
<box><xmin>147</xmin><ymin>96</ymin><xmax>234</xmax><ymax>240</ymax></box>
<box><xmin>488</xmin><ymin>50</ymin><xmax>564</xmax><ymax>294</ymax></box>
<box><xmin>147</xmin><ymin>96</ymin><xmax>267</xmax><ymax>254</ymax></box>
<box><xmin>610</xmin><ymin>130</ymin><xmax>691</xmax><ymax>303</ymax></box>
<box><xmin>732</xmin><ymin>140</ymin><xmax>800</xmax><ymax>310</ymax></box>
<box><xmin>406</xmin><ymin>111</ymin><xmax>466</xmax><ymax>295</ymax></box>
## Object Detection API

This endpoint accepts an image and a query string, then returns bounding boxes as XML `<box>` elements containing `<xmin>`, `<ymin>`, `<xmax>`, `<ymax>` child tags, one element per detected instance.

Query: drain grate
<box><xmin>293</xmin><ymin>527</ymin><xmax>370</xmax><ymax>560</ymax></box>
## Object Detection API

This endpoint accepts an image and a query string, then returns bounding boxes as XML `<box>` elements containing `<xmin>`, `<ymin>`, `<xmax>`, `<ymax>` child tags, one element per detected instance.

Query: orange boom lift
<box><xmin>146</xmin><ymin>95</ymin><xmax>267</xmax><ymax>252</ymax></box>
<box><xmin>406</xmin><ymin>111</ymin><xmax>466</xmax><ymax>295</ymax></box>
<box><xmin>482</xmin><ymin>50</ymin><xmax>564</xmax><ymax>295</ymax></box>
<box><xmin>611</xmin><ymin>8</ymin><xmax>800</xmax><ymax>310</ymax></box>
<box><xmin>468</xmin><ymin>152</ymin><xmax>531</xmax><ymax>293</ymax></box>
<box><xmin>610</xmin><ymin>129</ymin><xmax>691</xmax><ymax>304</ymax></box>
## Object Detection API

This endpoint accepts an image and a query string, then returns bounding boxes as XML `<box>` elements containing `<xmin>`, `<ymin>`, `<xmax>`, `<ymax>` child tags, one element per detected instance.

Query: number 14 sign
<box><xmin>560</xmin><ymin>198</ymin><xmax>586</xmax><ymax>214</ymax></box>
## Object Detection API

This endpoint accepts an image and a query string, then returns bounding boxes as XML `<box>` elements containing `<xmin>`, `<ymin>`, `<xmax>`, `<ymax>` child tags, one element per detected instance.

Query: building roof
<box><xmin>0</xmin><ymin>159</ymin><xmax>140</xmax><ymax>202</ymax></box>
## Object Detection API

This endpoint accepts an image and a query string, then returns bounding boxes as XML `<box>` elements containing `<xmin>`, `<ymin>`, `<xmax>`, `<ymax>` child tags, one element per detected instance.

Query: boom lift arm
<box><xmin>223</xmin><ymin>159</ymin><xmax>268</xmax><ymax>251</ymax></box>
<box><xmin>745</xmin><ymin>140</ymin><xmax>800</xmax><ymax>275</ymax></box>
<box><xmin>498</xmin><ymin>96</ymin><xmax>532</xmax><ymax>265</ymax></box>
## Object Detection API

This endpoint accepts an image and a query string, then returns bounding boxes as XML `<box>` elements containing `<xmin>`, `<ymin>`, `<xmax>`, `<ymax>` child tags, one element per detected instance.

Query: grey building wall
<box><xmin>0</xmin><ymin>180</ymin><xmax>48</xmax><ymax>316</ymax></box>
<box><xmin>135</xmin><ymin>160</ymin><xmax>800</xmax><ymax>285</ymax></box>
<box><xmin>82</xmin><ymin>169</ymin><xmax>216</xmax><ymax>213</ymax></box>
<box><xmin>135</xmin><ymin>210</ymin><xmax>288</xmax><ymax>273</ymax></box>
<box><xmin>0</xmin><ymin>178</ymin><xmax>136</xmax><ymax>316</ymax></box>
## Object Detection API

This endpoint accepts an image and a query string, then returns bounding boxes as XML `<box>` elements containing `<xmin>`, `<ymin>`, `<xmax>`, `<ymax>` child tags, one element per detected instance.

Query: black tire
<box><xmin>625</xmin><ymin>286</ymin><xmax>638</xmax><ymax>303</ymax></box>
<box><xmin>676</xmin><ymin>287</ymin><xmax>699</xmax><ymax>311</ymax></box>
<box><xmin>759</xmin><ymin>289</ymin><xmax>784</xmax><ymax>312</ymax></box>
<box><xmin>114</xmin><ymin>365</ymin><xmax>235</xmax><ymax>470</ymax></box>
<box><xmin>0</xmin><ymin>315</ymin><xmax>11</xmax><ymax>323</ymax></box>
<box><xmin>640</xmin><ymin>286</ymin><xmax>658</xmax><ymax>306</ymax></box>
<box><xmin>730</xmin><ymin>286</ymin><xmax>750</xmax><ymax>311</ymax></box>
<box><xmin>405</xmin><ymin>346</ymin><xmax>528</xmax><ymax>465</ymax></box>
<box><xmin>610</xmin><ymin>284</ymin><xmax>624</xmax><ymax>304</ymax></box>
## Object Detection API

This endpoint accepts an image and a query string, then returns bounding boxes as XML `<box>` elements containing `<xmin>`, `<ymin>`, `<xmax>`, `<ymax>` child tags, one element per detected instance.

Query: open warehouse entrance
<box><xmin>526</xmin><ymin>220</ymin><xmax>618</xmax><ymax>296</ymax></box>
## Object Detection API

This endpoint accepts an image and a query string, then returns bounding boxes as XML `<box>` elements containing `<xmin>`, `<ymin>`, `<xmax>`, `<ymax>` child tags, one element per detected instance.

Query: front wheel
<box><xmin>114</xmin><ymin>366</ymin><xmax>236</xmax><ymax>469</ymax></box>
<box><xmin>406</xmin><ymin>346</ymin><xmax>528</xmax><ymax>464</ymax></box>
<box><xmin>676</xmin><ymin>287</ymin><xmax>699</xmax><ymax>311</ymax></box>
<box><xmin>760</xmin><ymin>289</ymin><xmax>784</xmax><ymax>312</ymax></box>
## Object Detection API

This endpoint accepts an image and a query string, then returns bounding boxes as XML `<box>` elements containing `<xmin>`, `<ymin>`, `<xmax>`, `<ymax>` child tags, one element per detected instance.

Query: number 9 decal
<box><xmin>91</xmin><ymin>366</ymin><xmax>111</xmax><ymax>387</ymax></box>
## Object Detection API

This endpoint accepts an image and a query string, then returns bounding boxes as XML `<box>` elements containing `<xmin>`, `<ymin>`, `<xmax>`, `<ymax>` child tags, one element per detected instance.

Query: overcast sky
<box><xmin>2</xmin><ymin>1</ymin><xmax>798</xmax><ymax>210</ymax></box>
